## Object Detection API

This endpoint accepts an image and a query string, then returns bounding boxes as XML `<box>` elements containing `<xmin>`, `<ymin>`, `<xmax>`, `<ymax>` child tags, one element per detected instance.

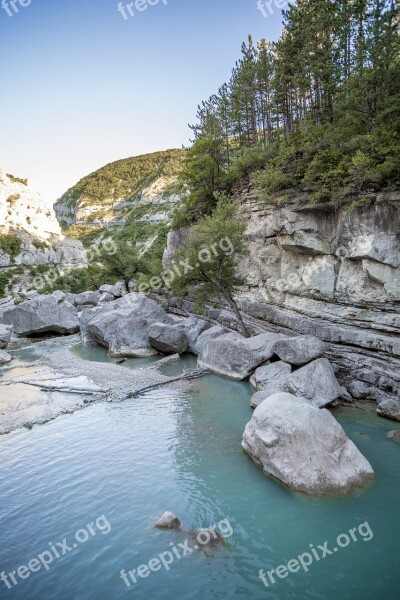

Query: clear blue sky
<box><xmin>0</xmin><ymin>0</ymin><xmax>286</xmax><ymax>201</ymax></box>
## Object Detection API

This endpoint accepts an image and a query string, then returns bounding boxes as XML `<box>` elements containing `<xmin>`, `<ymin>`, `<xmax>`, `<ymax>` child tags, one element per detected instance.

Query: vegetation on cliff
<box><xmin>174</xmin><ymin>0</ymin><xmax>400</xmax><ymax>225</ymax></box>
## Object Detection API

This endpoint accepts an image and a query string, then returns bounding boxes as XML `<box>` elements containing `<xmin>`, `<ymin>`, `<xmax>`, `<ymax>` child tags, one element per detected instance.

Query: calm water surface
<box><xmin>0</xmin><ymin>349</ymin><xmax>399</xmax><ymax>599</ymax></box>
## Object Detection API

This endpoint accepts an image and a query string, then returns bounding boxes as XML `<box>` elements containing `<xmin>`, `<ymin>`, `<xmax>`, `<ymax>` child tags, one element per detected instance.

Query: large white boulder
<box><xmin>198</xmin><ymin>332</ymin><xmax>285</xmax><ymax>380</ymax></box>
<box><xmin>287</xmin><ymin>358</ymin><xmax>342</xmax><ymax>407</ymax></box>
<box><xmin>242</xmin><ymin>393</ymin><xmax>375</xmax><ymax>496</ymax></box>
<box><xmin>249</xmin><ymin>361</ymin><xmax>292</xmax><ymax>391</ymax></box>
<box><xmin>3</xmin><ymin>291</ymin><xmax>79</xmax><ymax>336</ymax></box>
<box><xmin>190</xmin><ymin>324</ymin><xmax>230</xmax><ymax>356</ymax></box>
<box><xmin>80</xmin><ymin>293</ymin><xmax>174</xmax><ymax>357</ymax></box>
<box><xmin>148</xmin><ymin>322</ymin><xmax>189</xmax><ymax>354</ymax></box>
<box><xmin>272</xmin><ymin>335</ymin><xmax>327</xmax><ymax>365</ymax></box>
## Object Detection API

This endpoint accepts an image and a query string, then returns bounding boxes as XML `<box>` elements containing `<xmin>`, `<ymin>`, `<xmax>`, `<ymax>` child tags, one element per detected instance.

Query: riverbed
<box><xmin>0</xmin><ymin>343</ymin><xmax>399</xmax><ymax>599</ymax></box>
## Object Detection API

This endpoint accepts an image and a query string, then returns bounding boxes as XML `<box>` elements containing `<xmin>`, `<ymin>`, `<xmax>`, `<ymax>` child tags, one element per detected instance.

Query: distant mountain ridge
<box><xmin>55</xmin><ymin>149</ymin><xmax>186</xmax><ymax>229</ymax></box>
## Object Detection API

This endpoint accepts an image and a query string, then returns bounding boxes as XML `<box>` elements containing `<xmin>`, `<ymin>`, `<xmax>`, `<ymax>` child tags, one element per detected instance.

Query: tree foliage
<box><xmin>174</xmin><ymin>0</ymin><xmax>399</xmax><ymax>223</ymax></box>
<box><xmin>172</xmin><ymin>201</ymin><xmax>249</xmax><ymax>336</ymax></box>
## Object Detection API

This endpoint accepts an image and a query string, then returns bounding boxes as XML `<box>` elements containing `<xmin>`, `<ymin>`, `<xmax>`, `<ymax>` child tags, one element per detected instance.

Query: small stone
<box><xmin>154</xmin><ymin>512</ymin><xmax>181</xmax><ymax>530</ymax></box>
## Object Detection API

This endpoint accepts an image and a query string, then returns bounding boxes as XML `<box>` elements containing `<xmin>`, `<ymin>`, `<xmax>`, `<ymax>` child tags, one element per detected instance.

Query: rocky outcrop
<box><xmin>235</xmin><ymin>191</ymin><xmax>400</xmax><ymax>415</ymax></box>
<box><xmin>0</xmin><ymin>167</ymin><xmax>61</xmax><ymax>239</ymax></box>
<box><xmin>242</xmin><ymin>393</ymin><xmax>375</xmax><ymax>495</ymax></box>
<box><xmin>197</xmin><ymin>332</ymin><xmax>285</xmax><ymax>380</ymax></box>
<box><xmin>148</xmin><ymin>322</ymin><xmax>189</xmax><ymax>354</ymax></box>
<box><xmin>2</xmin><ymin>291</ymin><xmax>79</xmax><ymax>335</ymax></box>
<box><xmin>80</xmin><ymin>293</ymin><xmax>174</xmax><ymax>357</ymax></box>
<box><xmin>162</xmin><ymin>191</ymin><xmax>400</xmax><ymax>416</ymax></box>
<box><xmin>0</xmin><ymin>168</ymin><xmax>87</xmax><ymax>296</ymax></box>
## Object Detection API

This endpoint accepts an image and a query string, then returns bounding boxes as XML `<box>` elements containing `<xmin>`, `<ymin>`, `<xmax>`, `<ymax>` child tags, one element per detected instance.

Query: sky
<box><xmin>0</xmin><ymin>0</ymin><xmax>286</xmax><ymax>202</ymax></box>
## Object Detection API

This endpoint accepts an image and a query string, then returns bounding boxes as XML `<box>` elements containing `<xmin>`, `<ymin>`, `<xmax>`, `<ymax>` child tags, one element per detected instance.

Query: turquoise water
<box><xmin>0</xmin><ymin>353</ymin><xmax>400</xmax><ymax>599</ymax></box>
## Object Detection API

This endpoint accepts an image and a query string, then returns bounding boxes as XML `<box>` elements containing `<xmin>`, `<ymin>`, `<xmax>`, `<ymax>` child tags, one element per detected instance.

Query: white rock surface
<box><xmin>80</xmin><ymin>293</ymin><xmax>174</xmax><ymax>357</ymax></box>
<box><xmin>242</xmin><ymin>392</ymin><xmax>375</xmax><ymax>495</ymax></box>
<box><xmin>287</xmin><ymin>358</ymin><xmax>343</xmax><ymax>407</ymax></box>
<box><xmin>249</xmin><ymin>361</ymin><xmax>292</xmax><ymax>391</ymax></box>
<box><xmin>3</xmin><ymin>291</ymin><xmax>79</xmax><ymax>335</ymax></box>
<box><xmin>272</xmin><ymin>335</ymin><xmax>327</xmax><ymax>365</ymax></box>
<box><xmin>198</xmin><ymin>332</ymin><xmax>285</xmax><ymax>380</ymax></box>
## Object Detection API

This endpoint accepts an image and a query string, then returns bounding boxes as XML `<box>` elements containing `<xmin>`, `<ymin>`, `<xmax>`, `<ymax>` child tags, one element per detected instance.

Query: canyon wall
<box><xmin>163</xmin><ymin>190</ymin><xmax>400</xmax><ymax>413</ymax></box>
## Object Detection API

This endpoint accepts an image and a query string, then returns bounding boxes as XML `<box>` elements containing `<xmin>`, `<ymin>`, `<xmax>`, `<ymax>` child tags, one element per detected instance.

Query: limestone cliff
<box><xmin>0</xmin><ymin>168</ymin><xmax>87</xmax><ymax>296</ymax></box>
<box><xmin>162</xmin><ymin>189</ymin><xmax>400</xmax><ymax>413</ymax></box>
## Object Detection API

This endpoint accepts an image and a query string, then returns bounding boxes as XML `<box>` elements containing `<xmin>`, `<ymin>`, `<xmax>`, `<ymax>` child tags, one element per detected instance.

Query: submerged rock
<box><xmin>3</xmin><ymin>291</ymin><xmax>79</xmax><ymax>336</ymax></box>
<box><xmin>387</xmin><ymin>430</ymin><xmax>400</xmax><ymax>442</ymax></box>
<box><xmin>0</xmin><ymin>324</ymin><xmax>12</xmax><ymax>349</ymax></box>
<box><xmin>148</xmin><ymin>322</ymin><xmax>189</xmax><ymax>354</ymax></box>
<box><xmin>155</xmin><ymin>512</ymin><xmax>182</xmax><ymax>530</ymax></box>
<box><xmin>287</xmin><ymin>358</ymin><xmax>342</xmax><ymax>407</ymax></box>
<box><xmin>198</xmin><ymin>332</ymin><xmax>285</xmax><ymax>380</ymax></box>
<box><xmin>242</xmin><ymin>392</ymin><xmax>375</xmax><ymax>496</ymax></box>
<box><xmin>249</xmin><ymin>361</ymin><xmax>292</xmax><ymax>391</ymax></box>
<box><xmin>272</xmin><ymin>335</ymin><xmax>327</xmax><ymax>365</ymax></box>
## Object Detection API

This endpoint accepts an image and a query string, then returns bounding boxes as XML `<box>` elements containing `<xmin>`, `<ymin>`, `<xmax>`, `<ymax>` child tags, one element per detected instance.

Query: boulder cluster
<box><xmin>0</xmin><ymin>287</ymin><xmax>381</xmax><ymax>496</ymax></box>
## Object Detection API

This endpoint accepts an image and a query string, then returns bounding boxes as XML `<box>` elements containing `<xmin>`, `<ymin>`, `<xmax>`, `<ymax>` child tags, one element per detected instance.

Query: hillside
<box><xmin>55</xmin><ymin>149</ymin><xmax>186</xmax><ymax>232</ymax></box>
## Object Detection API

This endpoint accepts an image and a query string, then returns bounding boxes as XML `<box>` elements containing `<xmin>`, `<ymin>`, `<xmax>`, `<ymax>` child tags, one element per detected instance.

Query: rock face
<box><xmin>80</xmin><ymin>293</ymin><xmax>174</xmax><ymax>357</ymax></box>
<box><xmin>198</xmin><ymin>332</ymin><xmax>285</xmax><ymax>380</ymax></box>
<box><xmin>0</xmin><ymin>167</ymin><xmax>61</xmax><ymax>239</ymax></box>
<box><xmin>287</xmin><ymin>358</ymin><xmax>343</xmax><ymax>408</ymax></box>
<box><xmin>0</xmin><ymin>324</ymin><xmax>12</xmax><ymax>349</ymax></box>
<box><xmin>272</xmin><ymin>335</ymin><xmax>327</xmax><ymax>365</ymax></box>
<box><xmin>164</xmin><ymin>192</ymin><xmax>400</xmax><ymax>412</ymax></box>
<box><xmin>3</xmin><ymin>291</ymin><xmax>79</xmax><ymax>335</ymax></box>
<box><xmin>0</xmin><ymin>168</ymin><xmax>87</xmax><ymax>296</ymax></box>
<box><xmin>242</xmin><ymin>393</ymin><xmax>375</xmax><ymax>495</ymax></box>
<box><xmin>148</xmin><ymin>322</ymin><xmax>189</xmax><ymax>354</ymax></box>
<box><xmin>249</xmin><ymin>361</ymin><xmax>292</xmax><ymax>391</ymax></box>
<box><xmin>0</xmin><ymin>349</ymin><xmax>12</xmax><ymax>365</ymax></box>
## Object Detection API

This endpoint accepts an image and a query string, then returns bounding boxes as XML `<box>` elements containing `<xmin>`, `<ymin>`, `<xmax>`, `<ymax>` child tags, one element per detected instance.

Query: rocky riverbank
<box><xmin>0</xmin><ymin>288</ymin><xmax>384</xmax><ymax>496</ymax></box>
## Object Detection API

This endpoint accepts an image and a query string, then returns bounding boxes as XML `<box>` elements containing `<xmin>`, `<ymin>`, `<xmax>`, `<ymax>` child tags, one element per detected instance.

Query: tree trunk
<box><xmin>224</xmin><ymin>292</ymin><xmax>249</xmax><ymax>338</ymax></box>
